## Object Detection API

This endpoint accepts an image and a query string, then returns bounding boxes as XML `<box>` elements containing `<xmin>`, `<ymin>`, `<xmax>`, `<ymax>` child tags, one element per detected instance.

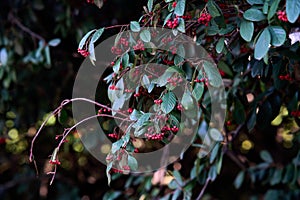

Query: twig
<box><xmin>8</xmin><ymin>12</ymin><xmax>45</xmax><ymax>43</ymax></box>
<box><xmin>196</xmin><ymin>178</ymin><xmax>210</xmax><ymax>200</ymax></box>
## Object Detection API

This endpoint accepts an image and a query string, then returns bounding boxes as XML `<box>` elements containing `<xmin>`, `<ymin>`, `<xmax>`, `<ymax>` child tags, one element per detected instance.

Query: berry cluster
<box><xmin>169</xmin><ymin>45</ymin><xmax>177</xmax><ymax>54</ymax></box>
<box><xmin>49</xmin><ymin>159</ymin><xmax>61</xmax><ymax>165</ymax></box>
<box><xmin>195</xmin><ymin>77</ymin><xmax>209</xmax><ymax>86</ymax></box>
<box><xmin>86</xmin><ymin>0</ymin><xmax>94</xmax><ymax>3</ymax></box>
<box><xmin>163</xmin><ymin>59</ymin><xmax>174</xmax><ymax>65</ymax></box>
<box><xmin>145</xmin><ymin>125</ymin><xmax>179</xmax><ymax>140</ymax></box>
<box><xmin>198</xmin><ymin>13</ymin><xmax>212</xmax><ymax>26</ymax></box>
<box><xmin>172</xmin><ymin>2</ymin><xmax>177</xmax><ymax>8</ymax></box>
<box><xmin>177</xmin><ymin>104</ymin><xmax>183</xmax><ymax>111</ymax></box>
<box><xmin>119</xmin><ymin>37</ymin><xmax>129</xmax><ymax>47</ymax></box>
<box><xmin>109</xmin><ymin>84</ymin><xmax>118</xmax><ymax>90</ymax></box>
<box><xmin>77</xmin><ymin>48</ymin><xmax>90</xmax><ymax>57</ymax></box>
<box><xmin>167</xmin><ymin>76</ymin><xmax>183</xmax><ymax>86</ymax></box>
<box><xmin>108</xmin><ymin>133</ymin><xmax>118</xmax><ymax>139</ymax></box>
<box><xmin>279</xmin><ymin>74</ymin><xmax>292</xmax><ymax>81</ymax></box>
<box><xmin>291</xmin><ymin>111</ymin><xmax>300</xmax><ymax>117</ymax></box>
<box><xmin>277</xmin><ymin>10</ymin><xmax>288</xmax><ymax>22</ymax></box>
<box><xmin>162</xmin><ymin>36</ymin><xmax>173</xmax><ymax>44</ymax></box>
<box><xmin>154</xmin><ymin>99</ymin><xmax>163</xmax><ymax>105</ymax></box>
<box><xmin>166</xmin><ymin>17</ymin><xmax>179</xmax><ymax>29</ymax></box>
<box><xmin>127</xmin><ymin>108</ymin><xmax>133</xmax><ymax>113</ymax></box>
<box><xmin>98</xmin><ymin>107</ymin><xmax>111</xmax><ymax>114</ymax></box>
<box><xmin>111</xmin><ymin>46</ymin><xmax>122</xmax><ymax>55</ymax></box>
<box><xmin>133</xmin><ymin>40</ymin><xmax>145</xmax><ymax>51</ymax></box>
<box><xmin>219</xmin><ymin>69</ymin><xmax>225</xmax><ymax>77</ymax></box>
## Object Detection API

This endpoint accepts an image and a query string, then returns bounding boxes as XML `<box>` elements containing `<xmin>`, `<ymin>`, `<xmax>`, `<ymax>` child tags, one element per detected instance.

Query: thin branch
<box><xmin>196</xmin><ymin>178</ymin><xmax>210</xmax><ymax>200</ymax></box>
<box><xmin>8</xmin><ymin>12</ymin><xmax>45</xmax><ymax>43</ymax></box>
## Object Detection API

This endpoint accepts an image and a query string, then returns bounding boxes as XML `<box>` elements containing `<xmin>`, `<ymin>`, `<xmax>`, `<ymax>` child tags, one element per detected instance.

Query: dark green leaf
<box><xmin>210</xmin><ymin>143</ymin><xmax>220</xmax><ymax>164</ymax></box>
<box><xmin>240</xmin><ymin>20</ymin><xmax>254</xmax><ymax>42</ymax></box>
<box><xmin>91</xmin><ymin>28</ymin><xmax>104</xmax><ymax>43</ymax></box>
<box><xmin>247</xmin><ymin>0</ymin><xmax>264</xmax><ymax>5</ymax></box>
<box><xmin>203</xmin><ymin>60</ymin><xmax>222</xmax><ymax>87</ymax></box>
<box><xmin>161</xmin><ymin>91</ymin><xmax>176</xmax><ymax>114</ymax></box>
<box><xmin>234</xmin><ymin>171</ymin><xmax>245</xmax><ymax>189</ymax></box>
<box><xmin>270</xmin><ymin>168</ymin><xmax>283</xmax><ymax>185</ymax></box>
<box><xmin>247</xmin><ymin>109</ymin><xmax>257</xmax><ymax>131</ymax></box>
<box><xmin>244</xmin><ymin>9</ymin><xmax>266</xmax><ymax>21</ymax></box>
<box><xmin>78</xmin><ymin>29</ymin><xmax>95</xmax><ymax>49</ymax></box>
<box><xmin>286</xmin><ymin>0</ymin><xmax>300</xmax><ymax>23</ymax></box>
<box><xmin>263</xmin><ymin>1</ymin><xmax>269</xmax><ymax>14</ymax></box>
<box><xmin>254</xmin><ymin>28</ymin><xmax>271</xmax><ymax>60</ymax></box>
<box><xmin>130</xmin><ymin>109</ymin><xmax>143</xmax><ymax>120</ymax></box>
<box><xmin>177</xmin><ymin>18</ymin><xmax>185</xmax><ymax>33</ymax></box>
<box><xmin>209</xmin><ymin>128</ymin><xmax>223</xmax><ymax>141</ymax></box>
<box><xmin>268</xmin><ymin>26</ymin><xmax>286</xmax><ymax>47</ymax></box>
<box><xmin>147</xmin><ymin>0</ymin><xmax>153</xmax><ymax>12</ymax></box>
<box><xmin>207</xmin><ymin>0</ymin><xmax>221</xmax><ymax>17</ymax></box>
<box><xmin>174</xmin><ymin>0</ymin><xmax>186</xmax><ymax>16</ymax></box>
<box><xmin>233</xmin><ymin>99</ymin><xmax>246</xmax><ymax>124</ymax></box>
<box><xmin>128</xmin><ymin>155</ymin><xmax>138</xmax><ymax>170</ymax></box>
<box><xmin>140</xmin><ymin>30</ymin><xmax>151</xmax><ymax>42</ymax></box>
<box><xmin>268</xmin><ymin>0</ymin><xmax>280</xmax><ymax>20</ymax></box>
<box><xmin>48</xmin><ymin>38</ymin><xmax>61</xmax><ymax>47</ymax></box>
<box><xmin>130</xmin><ymin>21</ymin><xmax>141</xmax><ymax>32</ymax></box>
<box><xmin>173</xmin><ymin>170</ymin><xmax>183</xmax><ymax>185</ymax></box>
<box><xmin>216</xmin><ymin>37</ymin><xmax>225</xmax><ymax>53</ymax></box>
<box><xmin>192</xmin><ymin>82</ymin><xmax>204</xmax><ymax>101</ymax></box>
<box><xmin>260</xmin><ymin>150</ymin><xmax>273</xmax><ymax>163</ymax></box>
<box><xmin>181</xmin><ymin>90</ymin><xmax>194</xmax><ymax>110</ymax></box>
<box><xmin>218</xmin><ymin>61</ymin><xmax>233</xmax><ymax>77</ymax></box>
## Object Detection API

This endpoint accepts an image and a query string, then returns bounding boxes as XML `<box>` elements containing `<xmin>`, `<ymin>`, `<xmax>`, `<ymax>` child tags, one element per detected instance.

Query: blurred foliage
<box><xmin>0</xmin><ymin>0</ymin><xmax>300</xmax><ymax>199</ymax></box>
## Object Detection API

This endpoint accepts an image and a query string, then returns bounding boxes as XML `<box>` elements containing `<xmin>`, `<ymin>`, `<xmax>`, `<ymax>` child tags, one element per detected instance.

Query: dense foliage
<box><xmin>1</xmin><ymin>0</ymin><xmax>300</xmax><ymax>199</ymax></box>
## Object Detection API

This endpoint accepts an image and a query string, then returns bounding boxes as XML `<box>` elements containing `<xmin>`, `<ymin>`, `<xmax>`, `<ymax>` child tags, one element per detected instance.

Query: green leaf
<box><xmin>216</xmin><ymin>37</ymin><xmax>225</xmax><ymax>53</ymax></box>
<box><xmin>177</xmin><ymin>18</ymin><xmax>185</xmax><ymax>33</ymax></box>
<box><xmin>88</xmin><ymin>41</ymin><xmax>96</xmax><ymax>65</ymax></box>
<box><xmin>173</xmin><ymin>170</ymin><xmax>183</xmax><ymax>185</ymax></box>
<box><xmin>181</xmin><ymin>90</ymin><xmax>194</xmax><ymax>110</ymax></box>
<box><xmin>140</xmin><ymin>29</ymin><xmax>151</xmax><ymax>42</ymax></box>
<box><xmin>268</xmin><ymin>0</ymin><xmax>280</xmax><ymax>20</ymax></box>
<box><xmin>203</xmin><ymin>60</ymin><xmax>223</xmax><ymax>87</ymax></box>
<box><xmin>147</xmin><ymin>0</ymin><xmax>153</xmax><ymax>12</ymax></box>
<box><xmin>128</xmin><ymin>155</ymin><xmax>138</xmax><ymax>170</ymax></box>
<box><xmin>44</xmin><ymin>45</ymin><xmax>51</xmax><ymax>66</ymax></box>
<box><xmin>135</xmin><ymin>113</ymin><xmax>151</xmax><ymax>127</ymax></box>
<box><xmin>130</xmin><ymin>21</ymin><xmax>141</xmax><ymax>32</ymax></box>
<box><xmin>234</xmin><ymin>171</ymin><xmax>245</xmax><ymax>189</ymax></box>
<box><xmin>111</xmin><ymin>140</ymin><xmax>123</xmax><ymax>154</ymax></box>
<box><xmin>268</xmin><ymin>26</ymin><xmax>286</xmax><ymax>47</ymax></box>
<box><xmin>210</xmin><ymin>143</ymin><xmax>220</xmax><ymax>164</ymax></box>
<box><xmin>48</xmin><ymin>38</ymin><xmax>61</xmax><ymax>47</ymax></box>
<box><xmin>263</xmin><ymin>1</ymin><xmax>269</xmax><ymax>14</ymax></box>
<box><xmin>247</xmin><ymin>0</ymin><xmax>264</xmax><ymax>5</ymax></box>
<box><xmin>163</xmin><ymin>13</ymin><xmax>173</xmax><ymax>27</ymax></box>
<box><xmin>286</xmin><ymin>0</ymin><xmax>300</xmax><ymax>23</ymax></box>
<box><xmin>174</xmin><ymin>0</ymin><xmax>186</xmax><ymax>16</ymax></box>
<box><xmin>247</xmin><ymin>109</ymin><xmax>257</xmax><ymax>131</ymax></box>
<box><xmin>209</xmin><ymin>128</ymin><xmax>223</xmax><ymax>141</ymax></box>
<box><xmin>207</xmin><ymin>0</ymin><xmax>221</xmax><ymax>17</ymax></box>
<box><xmin>244</xmin><ymin>8</ymin><xmax>266</xmax><ymax>21</ymax></box>
<box><xmin>233</xmin><ymin>99</ymin><xmax>246</xmax><ymax>124</ymax></box>
<box><xmin>113</xmin><ymin>58</ymin><xmax>121</xmax><ymax>73</ymax></box>
<box><xmin>254</xmin><ymin>28</ymin><xmax>271</xmax><ymax>60</ymax></box>
<box><xmin>130</xmin><ymin>109</ymin><xmax>143</xmax><ymax>120</ymax></box>
<box><xmin>260</xmin><ymin>150</ymin><xmax>273</xmax><ymax>163</ymax></box>
<box><xmin>78</xmin><ymin>29</ymin><xmax>95</xmax><ymax>49</ymax></box>
<box><xmin>270</xmin><ymin>168</ymin><xmax>283</xmax><ymax>185</ymax></box>
<box><xmin>192</xmin><ymin>82</ymin><xmax>204</xmax><ymax>101</ymax></box>
<box><xmin>172</xmin><ymin>189</ymin><xmax>181</xmax><ymax>200</ymax></box>
<box><xmin>218</xmin><ymin>61</ymin><xmax>233</xmax><ymax>77</ymax></box>
<box><xmin>240</xmin><ymin>20</ymin><xmax>254</xmax><ymax>42</ymax></box>
<box><xmin>208</xmin><ymin>165</ymin><xmax>218</xmax><ymax>181</ymax></box>
<box><xmin>91</xmin><ymin>28</ymin><xmax>104</xmax><ymax>43</ymax></box>
<box><xmin>0</xmin><ymin>48</ymin><xmax>8</xmax><ymax>65</ymax></box>
<box><xmin>161</xmin><ymin>92</ymin><xmax>176</xmax><ymax>114</ymax></box>
<box><xmin>58</xmin><ymin>109</ymin><xmax>68</xmax><ymax>124</ymax></box>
